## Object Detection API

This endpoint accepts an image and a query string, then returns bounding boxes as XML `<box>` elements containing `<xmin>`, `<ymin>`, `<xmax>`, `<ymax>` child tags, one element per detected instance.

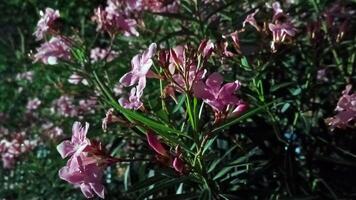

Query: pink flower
<box><xmin>113</xmin><ymin>82</ymin><xmax>124</xmax><ymax>96</ymax></box>
<box><xmin>54</xmin><ymin>95</ymin><xmax>78</xmax><ymax>117</ymax></box>
<box><xmin>0</xmin><ymin>132</ymin><xmax>37</xmax><ymax>169</ymax></box>
<box><xmin>26</xmin><ymin>98</ymin><xmax>41</xmax><ymax>111</ymax></box>
<box><xmin>68</xmin><ymin>73</ymin><xmax>88</xmax><ymax>85</ymax></box>
<box><xmin>59</xmin><ymin>154</ymin><xmax>105</xmax><ymax>199</ymax></box>
<box><xmin>143</xmin><ymin>0</ymin><xmax>180</xmax><ymax>13</ymax></box>
<box><xmin>120</xmin><ymin>43</ymin><xmax>157</xmax><ymax>95</ymax></box>
<box><xmin>326</xmin><ymin>85</ymin><xmax>356</xmax><ymax>129</ymax></box>
<box><xmin>268</xmin><ymin>2</ymin><xmax>297</xmax><ymax>52</ymax></box>
<box><xmin>33</xmin><ymin>8</ymin><xmax>60</xmax><ymax>41</ymax></box>
<box><xmin>56</xmin><ymin>122</ymin><xmax>90</xmax><ymax>159</ymax></box>
<box><xmin>33</xmin><ymin>37</ymin><xmax>71</xmax><ymax>65</ymax></box>
<box><xmin>172</xmin><ymin>65</ymin><xmax>206</xmax><ymax>93</ymax></box>
<box><xmin>198</xmin><ymin>40</ymin><xmax>214</xmax><ymax>59</ymax></box>
<box><xmin>243</xmin><ymin>9</ymin><xmax>260</xmax><ymax>31</ymax></box>
<box><xmin>272</xmin><ymin>2</ymin><xmax>284</xmax><ymax>21</ymax></box>
<box><xmin>90</xmin><ymin>47</ymin><xmax>118</xmax><ymax>63</ymax></box>
<box><xmin>172</xmin><ymin>157</ymin><xmax>184</xmax><ymax>173</ymax></box>
<box><xmin>193</xmin><ymin>72</ymin><xmax>242</xmax><ymax>113</ymax></box>
<box><xmin>168</xmin><ymin>45</ymin><xmax>206</xmax><ymax>92</ymax></box>
<box><xmin>146</xmin><ymin>131</ymin><xmax>168</xmax><ymax>157</ymax></box>
<box><xmin>269</xmin><ymin>22</ymin><xmax>296</xmax><ymax>43</ymax></box>
<box><xmin>92</xmin><ymin>1</ymin><xmax>139</xmax><ymax>37</ymax></box>
<box><xmin>118</xmin><ymin>87</ymin><xmax>143</xmax><ymax>110</ymax></box>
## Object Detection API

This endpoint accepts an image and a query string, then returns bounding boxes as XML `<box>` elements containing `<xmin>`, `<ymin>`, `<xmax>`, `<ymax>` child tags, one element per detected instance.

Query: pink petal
<box><xmin>172</xmin><ymin>157</ymin><xmax>184</xmax><ymax>173</ymax></box>
<box><xmin>206</xmin><ymin>72</ymin><xmax>224</xmax><ymax>93</ymax></box>
<box><xmin>56</xmin><ymin>140</ymin><xmax>75</xmax><ymax>158</ymax></box>
<box><xmin>80</xmin><ymin>183</ymin><xmax>95</xmax><ymax>199</ymax></box>
<box><xmin>90</xmin><ymin>183</ymin><xmax>105</xmax><ymax>199</ymax></box>
<box><xmin>231</xmin><ymin>103</ymin><xmax>248</xmax><ymax>117</ymax></box>
<box><xmin>119</xmin><ymin>72</ymin><xmax>138</xmax><ymax>87</ymax></box>
<box><xmin>193</xmin><ymin>81</ymin><xmax>214</xmax><ymax>100</ymax></box>
<box><xmin>141</xmin><ymin>43</ymin><xmax>157</xmax><ymax>62</ymax></box>
<box><xmin>58</xmin><ymin>166</ymin><xmax>83</xmax><ymax>184</ymax></box>
<box><xmin>146</xmin><ymin>131</ymin><xmax>168</xmax><ymax>157</ymax></box>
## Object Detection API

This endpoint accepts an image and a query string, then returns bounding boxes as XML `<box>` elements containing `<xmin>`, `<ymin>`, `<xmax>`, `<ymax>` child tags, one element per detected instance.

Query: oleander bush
<box><xmin>0</xmin><ymin>0</ymin><xmax>355</xmax><ymax>199</ymax></box>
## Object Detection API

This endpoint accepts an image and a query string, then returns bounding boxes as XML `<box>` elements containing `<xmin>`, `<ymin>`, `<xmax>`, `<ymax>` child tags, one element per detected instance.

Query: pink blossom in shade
<box><xmin>56</xmin><ymin>122</ymin><xmax>90</xmax><ymax>159</ymax></box>
<box><xmin>33</xmin><ymin>8</ymin><xmax>60</xmax><ymax>41</ymax></box>
<box><xmin>243</xmin><ymin>9</ymin><xmax>260</xmax><ymax>31</ymax></box>
<box><xmin>78</xmin><ymin>97</ymin><xmax>98</xmax><ymax>114</ymax></box>
<box><xmin>58</xmin><ymin>154</ymin><xmax>105</xmax><ymax>199</ymax></box>
<box><xmin>68</xmin><ymin>73</ymin><xmax>88</xmax><ymax>85</ymax></box>
<box><xmin>118</xmin><ymin>87</ymin><xmax>143</xmax><ymax>110</ymax></box>
<box><xmin>172</xmin><ymin>157</ymin><xmax>184</xmax><ymax>173</ymax></box>
<box><xmin>269</xmin><ymin>22</ymin><xmax>296</xmax><ymax>43</ymax></box>
<box><xmin>119</xmin><ymin>43</ymin><xmax>157</xmax><ymax>95</ymax></box>
<box><xmin>230</xmin><ymin>102</ymin><xmax>249</xmax><ymax>118</ymax></box>
<box><xmin>272</xmin><ymin>2</ymin><xmax>284</xmax><ymax>20</ymax></box>
<box><xmin>143</xmin><ymin>0</ymin><xmax>180</xmax><ymax>13</ymax></box>
<box><xmin>33</xmin><ymin>36</ymin><xmax>71</xmax><ymax>65</ymax></box>
<box><xmin>169</xmin><ymin>45</ymin><xmax>185</xmax><ymax>71</ymax></box>
<box><xmin>16</xmin><ymin>71</ymin><xmax>34</xmax><ymax>82</ymax></box>
<box><xmin>326</xmin><ymin>85</ymin><xmax>356</xmax><ymax>129</ymax></box>
<box><xmin>193</xmin><ymin>72</ymin><xmax>241</xmax><ymax>113</ymax></box>
<box><xmin>198</xmin><ymin>39</ymin><xmax>214</xmax><ymax>59</ymax></box>
<box><xmin>45</xmin><ymin>126</ymin><xmax>64</xmax><ymax>141</ymax></box>
<box><xmin>26</xmin><ymin>98</ymin><xmax>41</xmax><ymax>111</ymax></box>
<box><xmin>269</xmin><ymin>22</ymin><xmax>297</xmax><ymax>51</ymax></box>
<box><xmin>146</xmin><ymin>131</ymin><xmax>168</xmax><ymax>157</ymax></box>
<box><xmin>92</xmin><ymin>3</ymin><xmax>139</xmax><ymax>37</ymax></box>
<box><xmin>172</xmin><ymin>65</ymin><xmax>207</xmax><ymax>93</ymax></box>
<box><xmin>0</xmin><ymin>132</ymin><xmax>38</xmax><ymax>169</ymax></box>
<box><xmin>90</xmin><ymin>47</ymin><xmax>118</xmax><ymax>63</ymax></box>
<box><xmin>54</xmin><ymin>95</ymin><xmax>78</xmax><ymax>117</ymax></box>
<box><xmin>317</xmin><ymin>69</ymin><xmax>329</xmax><ymax>82</ymax></box>
<box><xmin>163</xmin><ymin>85</ymin><xmax>178</xmax><ymax>103</ymax></box>
<box><xmin>113</xmin><ymin>82</ymin><xmax>124</xmax><ymax>96</ymax></box>
<box><xmin>216</xmin><ymin>40</ymin><xmax>235</xmax><ymax>58</ymax></box>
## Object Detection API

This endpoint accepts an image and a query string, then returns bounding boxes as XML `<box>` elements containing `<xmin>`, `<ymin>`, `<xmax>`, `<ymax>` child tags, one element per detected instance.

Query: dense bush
<box><xmin>0</xmin><ymin>0</ymin><xmax>355</xmax><ymax>199</ymax></box>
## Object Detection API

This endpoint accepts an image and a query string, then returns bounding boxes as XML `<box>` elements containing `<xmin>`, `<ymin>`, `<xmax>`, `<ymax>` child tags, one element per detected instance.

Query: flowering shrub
<box><xmin>0</xmin><ymin>0</ymin><xmax>356</xmax><ymax>199</ymax></box>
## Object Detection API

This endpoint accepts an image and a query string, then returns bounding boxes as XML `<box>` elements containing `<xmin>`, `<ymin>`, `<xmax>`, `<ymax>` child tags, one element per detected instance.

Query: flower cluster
<box><xmin>26</xmin><ymin>97</ymin><xmax>42</xmax><ymax>112</ymax></box>
<box><xmin>53</xmin><ymin>95</ymin><xmax>98</xmax><ymax>118</ymax></box>
<box><xmin>326</xmin><ymin>85</ymin><xmax>356</xmax><ymax>130</ymax></box>
<box><xmin>90</xmin><ymin>47</ymin><xmax>118</xmax><ymax>63</ymax></box>
<box><xmin>33</xmin><ymin>8</ymin><xmax>60</xmax><ymax>41</ymax></box>
<box><xmin>0</xmin><ymin>131</ymin><xmax>38</xmax><ymax>169</ymax></box>
<box><xmin>92</xmin><ymin>0</ymin><xmax>141</xmax><ymax>37</ymax></box>
<box><xmin>33</xmin><ymin>36</ymin><xmax>71</xmax><ymax>65</ymax></box>
<box><xmin>119</xmin><ymin>43</ymin><xmax>157</xmax><ymax>110</ymax></box>
<box><xmin>268</xmin><ymin>2</ymin><xmax>297</xmax><ymax>51</ymax></box>
<box><xmin>193</xmin><ymin>72</ymin><xmax>247</xmax><ymax>122</ymax></box>
<box><xmin>241</xmin><ymin>1</ymin><xmax>297</xmax><ymax>52</ymax></box>
<box><xmin>57</xmin><ymin>122</ymin><xmax>115</xmax><ymax>199</ymax></box>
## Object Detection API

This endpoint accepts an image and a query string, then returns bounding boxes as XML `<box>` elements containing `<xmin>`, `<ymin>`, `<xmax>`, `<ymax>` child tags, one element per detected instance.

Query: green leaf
<box><xmin>124</xmin><ymin>165</ymin><xmax>130</xmax><ymax>191</ymax></box>
<box><xmin>281</xmin><ymin>103</ymin><xmax>291</xmax><ymax>113</ymax></box>
<box><xmin>199</xmin><ymin>188</ymin><xmax>212</xmax><ymax>200</ymax></box>
<box><xmin>208</xmin><ymin>145</ymin><xmax>238</xmax><ymax>173</ymax></box>
<box><xmin>213</xmin><ymin>166</ymin><xmax>234</xmax><ymax>180</ymax></box>
<box><xmin>154</xmin><ymin>193</ymin><xmax>199</xmax><ymax>200</ymax></box>
<box><xmin>136</xmin><ymin>177</ymin><xmax>187</xmax><ymax>199</ymax></box>
<box><xmin>202</xmin><ymin>135</ymin><xmax>217</xmax><ymax>155</ymax></box>
<box><xmin>128</xmin><ymin>175</ymin><xmax>167</xmax><ymax>193</ymax></box>
<box><xmin>173</xmin><ymin>95</ymin><xmax>186</xmax><ymax>113</ymax></box>
<box><xmin>270</xmin><ymin>82</ymin><xmax>294</xmax><ymax>92</ymax></box>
